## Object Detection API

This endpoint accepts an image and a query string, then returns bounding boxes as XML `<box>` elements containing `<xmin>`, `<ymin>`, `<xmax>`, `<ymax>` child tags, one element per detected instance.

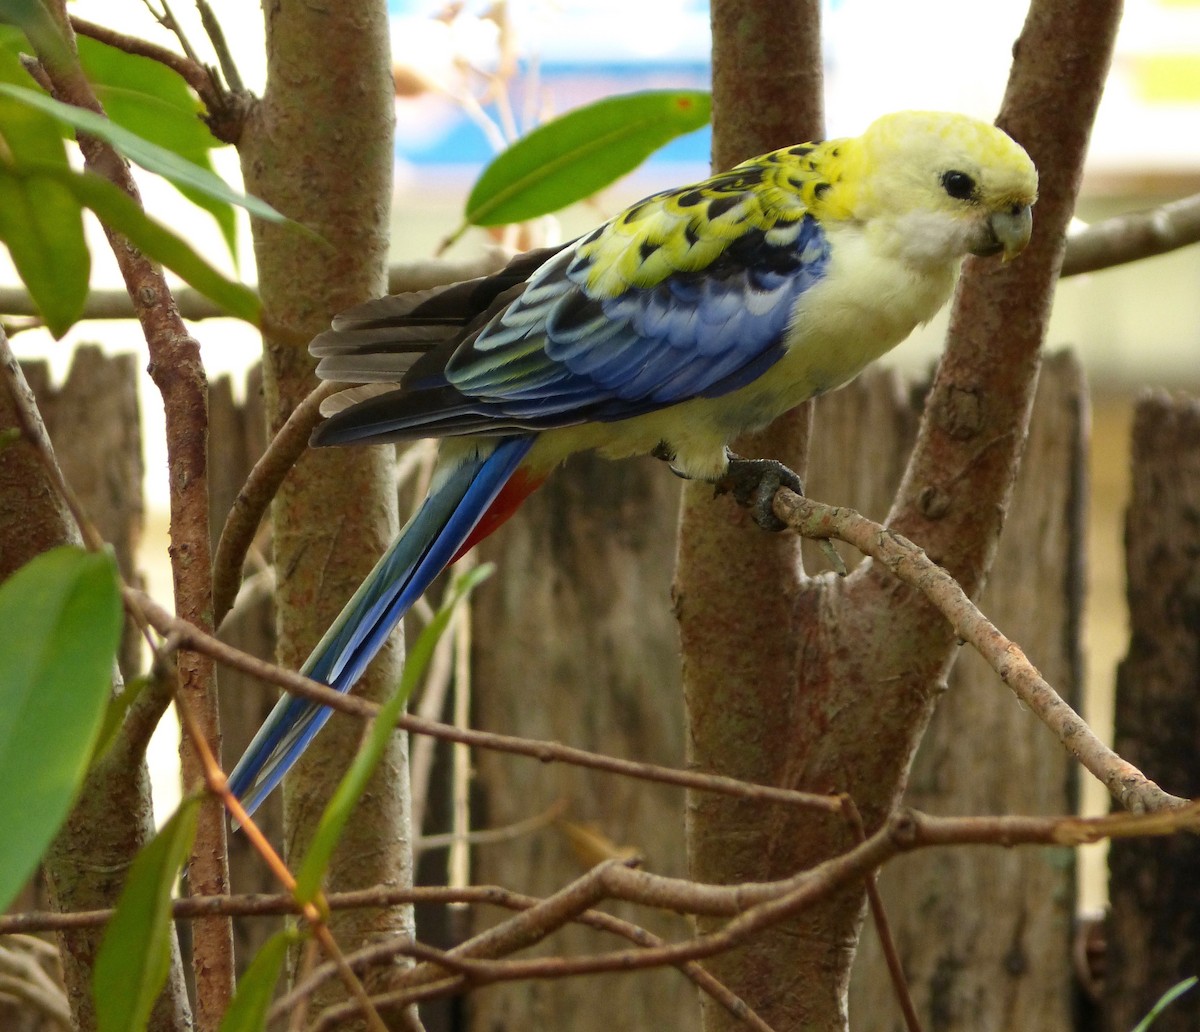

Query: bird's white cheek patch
<box><xmin>889</xmin><ymin>210</ymin><xmax>975</xmax><ymax>266</ymax></box>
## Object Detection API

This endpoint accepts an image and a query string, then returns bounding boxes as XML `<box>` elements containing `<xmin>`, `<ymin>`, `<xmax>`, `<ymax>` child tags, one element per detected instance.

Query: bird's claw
<box><xmin>652</xmin><ymin>441</ymin><xmax>691</xmax><ymax>480</ymax></box>
<box><xmin>716</xmin><ymin>455</ymin><xmax>805</xmax><ymax>532</ymax></box>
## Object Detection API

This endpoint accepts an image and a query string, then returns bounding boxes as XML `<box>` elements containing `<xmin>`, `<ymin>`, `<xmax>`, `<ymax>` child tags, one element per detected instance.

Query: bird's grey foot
<box><xmin>717</xmin><ymin>454</ymin><xmax>805</xmax><ymax>531</ymax></box>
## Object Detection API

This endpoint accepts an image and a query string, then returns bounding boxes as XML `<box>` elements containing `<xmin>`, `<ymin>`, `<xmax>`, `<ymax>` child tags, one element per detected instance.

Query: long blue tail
<box><xmin>228</xmin><ymin>436</ymin><xmax>534</xmax><ymax>816</ymax></box>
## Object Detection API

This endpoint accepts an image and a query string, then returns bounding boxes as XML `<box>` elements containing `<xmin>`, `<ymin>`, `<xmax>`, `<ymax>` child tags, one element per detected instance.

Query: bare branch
<box><xmin>0</xmin><ymin>284</ymin><xmax>227</xmax><ymax>323</ymax></box>
<box><xmin>772</xmin><ymin>490</ymin><xmax>1185</xmax><ymax>813</ymax></box>
<box><xmin>1061</xmin><ymin>192</ymin><xmax>1200</xmax><ymax>277</ymax></box>
<box><xmin>33</xmin><ymin>3</ymin><xmax>233</xmax><ymax>1009</ymax></box>
<box><xmin>194</xmin><ymin>0</ymin><xmax>243</xmax><ymax>94</ymax></box>
<box><xmin>5</xmin><ymin>803</ymin><xmax>1195</xmax><ymax>937</ymax></box>
<box><xmin>842</xmin><ymin>799</ymin><xmax>924</xmax><ymax>1032</ymax></box>
<box><xmin>128</xmin><ymin>585</ymin><xmax>844</xmax><ymax>813</ymax></box>
<box><xmin>70</xmin><ymin>15</ymin><xmax>211</xmax><ymax>96</ymax></box>
<box><xmin>313</xmin><ymin>802</ymin><xmax>1200</xmax><ymax>1025</ymax></box>
<box><xmin>2</xmin><ymin>251</ymin><xmax>512</xmax><ymax>327</ymax></box>
<box><xmin>211</xmin><ymin>380</ymin><xmax>339</xmax><ymax>625</ymax></box>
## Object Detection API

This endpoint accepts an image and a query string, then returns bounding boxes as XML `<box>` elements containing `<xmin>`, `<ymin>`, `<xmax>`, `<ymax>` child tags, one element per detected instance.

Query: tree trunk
<box><xmin>238</xmin><ymin>0</ymin><xmax>413</xmax><ymax>1005</ymax></box>
<box><xmin>678</xmin><ymin>2</ymin><xmax>1118</xmax><ymax>1028</ymax></box>
<box><xmin>2</xmin><ymin>345</ymin><xmax>192</xmax><ymax>1031</ymax></box>
<box><xmin>1105</xmin><ymin>392</ymin><xmax>1200</xmax><ymax>1032</ymax></box>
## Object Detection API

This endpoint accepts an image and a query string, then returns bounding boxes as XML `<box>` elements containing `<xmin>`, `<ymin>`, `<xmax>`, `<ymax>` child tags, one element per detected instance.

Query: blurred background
<box><xmin>8</xmin><ymin>0</ymin><xmax>1200</xmax><ymax>908</ymax></box>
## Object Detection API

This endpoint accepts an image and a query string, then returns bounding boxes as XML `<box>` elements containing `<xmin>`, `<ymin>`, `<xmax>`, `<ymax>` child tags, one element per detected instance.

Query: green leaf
<box><xmin>31</xmin><ymin>163</ymin><xmax>260</xmax><ymax>323</ymax></box>
<box><xmin>293</xmin><ymin>564</ymin><xmax>494</xmax><ymax>903</ymax></box>
<box><xmin>455</xmin><ymin>89</ymin><xmax>710</xmax><ymax>243</ymax></box>
<box><xmin>0</xmin><ymin>0</ymin><xmax>70</xmax><ymax>71</ymax></box>
<box><xmin>0</xmin><ymin>41</ymin><xmax>89</xmax><ymax>336</ymax></box>
<box><xmin>0</xmin><ymin>163</ymin><xmax>88</xmax><ymax>337</ymax></box>
<box><xmin>90</xmin><ymin>674</ymin><xmax>148</xmax><ymax>768</ymax></box>
<box><xmin>0</xmin><ymin>83</ymin><xmax>284</xmax><ymax>225</ymax></box>
<box><xmin>0</xmin><ymin>547</ymin><xmax>122</xmax><ymax>913</ymax></box>
<box><xmin>77</xmin><ymin>36</ymin><xmax>239</xmax><ymax>259</ymax></box>
<box><xmin>77</xmin><ymin>38</ymin><xmax>215</xmax><ymax>161</ymax></box>
<box><xmin>94</xmin><ymin>797</ymin><xmax>200</xmax><ymax>1032</ymax></box>
<box><xmin>218</xmin><ymin>929</ymin><xmax>301</xmax><ymax>1032</ymax></box>
<box><xmin>1131</xmin><ymin>976</ymin><xmax>1198</xmax><ymax>1032</ymax></box>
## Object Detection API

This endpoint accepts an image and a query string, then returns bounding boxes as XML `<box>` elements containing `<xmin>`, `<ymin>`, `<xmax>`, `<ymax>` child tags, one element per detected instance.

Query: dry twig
<box><xmin>128</xmin><ymin>585</ymin><xmax>843</xmax><ymax>813</ymax></box>
<box><xmin>772</xmin><ymin>490</ymin><xmax>1185</xmax><ymax>812</ymax></box>
<box><xmin>211</xmin><ymin>380</ymin><xmax>340</xmax><ymax>624</ymax></box>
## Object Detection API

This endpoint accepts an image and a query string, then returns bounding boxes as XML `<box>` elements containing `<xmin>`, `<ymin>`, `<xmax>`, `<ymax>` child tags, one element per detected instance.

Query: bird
<box><xmin>228</xmin><ymin>110</ymin><xmax>1038</xmax><ymax>814</ymax></box>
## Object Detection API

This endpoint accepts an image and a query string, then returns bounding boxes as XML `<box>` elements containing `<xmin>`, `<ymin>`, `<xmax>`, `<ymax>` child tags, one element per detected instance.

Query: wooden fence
<box><xmin>7</xmin><ymin>348</ymin><xmax>1196</xmax><ymax>1031</ymax></box>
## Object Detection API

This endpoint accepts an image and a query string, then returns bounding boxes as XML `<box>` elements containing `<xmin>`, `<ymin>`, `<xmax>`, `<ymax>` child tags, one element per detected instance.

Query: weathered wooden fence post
<box><xmin>1106</xmin><ymin>392</ymin><xmax>1200</xmax><ymax>1032</ymax></box>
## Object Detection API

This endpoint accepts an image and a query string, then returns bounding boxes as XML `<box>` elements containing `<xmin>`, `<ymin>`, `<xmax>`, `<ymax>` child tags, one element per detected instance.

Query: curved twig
<box><xmin>1061</xmin><ymin>191</ymin><xmax>1200</xmax><ymax>277</ymax></box>
<box><xmin>211</xmin><ymin>380</ymin><xmax>338</xmax><ymax>625</ymax></box>
<box><xmin>309</xmin><ymin>802</ymin><xmax>1200</xmax><ymax>1024</ymax></box>
<box><xmin>129</xmin><ymin>585</ymin><xmax>844</xmax><ymax>813</ymax></box>
<box><xmin>772</xmin><ymin>490</ymin><xmax>1185</xmax><ymax>813</ymax></box>
<box><xmin>70</xmin><ymin>16</ymin><xmax>212</xmax><ymax>97</ymax></box>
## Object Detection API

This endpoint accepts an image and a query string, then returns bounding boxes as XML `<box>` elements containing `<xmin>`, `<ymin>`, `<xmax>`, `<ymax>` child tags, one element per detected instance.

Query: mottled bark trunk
<box><xmin>1</xmin><ymin>345</ymin><xmax>192</xmax><ymax>1032</ymax></box>
<box><xmin>679</xmin><ymin>2</ymin><xmax>1118</xmax><ymax>1029</ymax></box>
<box><xmin>849</xmin><ymin>356</ymin><xmax>1085</xmax><ymax>1031</ymax></box>
<box><xmin>238</xmin><ymin>0</ymin><xmax>412</xmax><ymax>1006</ymax></box>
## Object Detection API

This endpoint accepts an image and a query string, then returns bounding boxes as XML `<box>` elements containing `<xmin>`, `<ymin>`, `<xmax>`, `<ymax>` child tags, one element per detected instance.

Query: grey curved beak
<box><xmin>974</xmin><ymin>204</ymin><xmax>1033</xmax><ymax>261</ymax></box>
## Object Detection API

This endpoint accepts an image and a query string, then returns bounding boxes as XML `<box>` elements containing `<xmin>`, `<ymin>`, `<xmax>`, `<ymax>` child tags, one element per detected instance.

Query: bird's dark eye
<box><xmin>941</xmin><ymin>170</ymin><xmax>977</xmax><ymax>200</ymax></box>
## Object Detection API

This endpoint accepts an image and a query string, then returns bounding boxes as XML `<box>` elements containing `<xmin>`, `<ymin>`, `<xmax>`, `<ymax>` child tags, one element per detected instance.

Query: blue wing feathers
<box><xmin>228</xmin><ymin>436</ymin><xmax>534</xmax><ymax>813</ymax></box>
<box><xmin>311</xmin><ymin>212</ymin><xmax>829</xmax><ymax>446</ymax></box>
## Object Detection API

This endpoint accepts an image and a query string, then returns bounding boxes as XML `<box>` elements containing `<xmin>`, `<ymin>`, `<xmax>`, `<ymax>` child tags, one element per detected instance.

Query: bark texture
<box><xmin>1</xmin><ymin>346</ymin><xmax>192</xmax><ymax>1031</ymax></box>
<box><xmin>1105</xmin><ymin>393</ymin><xmax>1200</xmax><ymax>1032</ymax></box>
<box><xmin>238</xmin><ymin>0</ymin><xmax>412</xmax><ymax>1001</ymax></box>
<box><xmin>678</xmin><ymin>2</ymin><xmax>1119</xmax><ymax>1029</ymax></box>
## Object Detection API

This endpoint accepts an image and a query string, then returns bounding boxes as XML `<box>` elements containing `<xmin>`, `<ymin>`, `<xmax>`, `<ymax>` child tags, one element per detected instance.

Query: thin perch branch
<box><xmin>772</xmin><ymin>490</ymin><xmax>1185</xmax><ymax>813</ymax></box>
<box><xmin>128</xmin><ymin>585</ymin><xmax>844</xmax><ymax>812</ymax></box>
<box><xmin>1061</xmin><ymin>191</ymin><xmax>1200</xmax><ymax>277</ymax></box>
<box><xmin>211</xmin><ymin>380</ymin><xmax>339</xmax><ymax>625</ymax></box>
<box><xmin>70</xmin><ymin>15</ymin><xmax>211</xmax><ymax>96</ymax></box>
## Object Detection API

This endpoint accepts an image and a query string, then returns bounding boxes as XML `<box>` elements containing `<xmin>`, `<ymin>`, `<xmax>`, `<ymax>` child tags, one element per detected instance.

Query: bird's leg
<box><xmin>715</xmin><ymin>452</ymin><xmax>805</xmax><ymax>532</ymax></box>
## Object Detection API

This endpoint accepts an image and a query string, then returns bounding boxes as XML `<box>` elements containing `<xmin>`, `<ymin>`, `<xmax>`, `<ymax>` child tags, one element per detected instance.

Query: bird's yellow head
<box><xmin>834</xmin><ymin>111</ymin><xmax>1039</xmax><ymax>267</ymax></box>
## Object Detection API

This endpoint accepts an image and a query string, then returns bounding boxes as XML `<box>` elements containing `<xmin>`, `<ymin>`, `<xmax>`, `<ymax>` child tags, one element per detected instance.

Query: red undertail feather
<box><xmin>451</xmin><ymin>466</ymin><xmax>547</xmax><ymax>563</ymax></box>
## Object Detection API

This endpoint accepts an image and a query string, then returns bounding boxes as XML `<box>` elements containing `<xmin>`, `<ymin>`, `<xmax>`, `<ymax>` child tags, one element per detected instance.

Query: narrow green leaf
<box><xmin>0</xmin><ymin>83</ymin><xmax>284</xmax><ymax>224</ymax></box>
<box><xmin>78</xmin><ymin>39</ymin><xmax>215</xmax><ymax>158</ymax></box>
<box><xmin>0</xmin><ymin>0</ymin><xmax>70</xmax><ymax>71</ymax></box>
<box><xmin>78</xmin><ymin>36</ymin><xmax>239</xmax><ymax>258</ymax></box>
<box><xmin>0</xmin><ymin>547</ymin><xmax>122</xmax><ymax>912</ymax></box>
<box><xmin>0</xmin><ymin>164</ymin><xmax>88</xmax><ymax>336</ymax></box>
<box><xmin>1131</xmin><ymin>976</ymin><xmax>1198</xmax><ymax>1032</ymax></box>
<box><xmin>0</xmin><ymin>48</ymin><xmax>90</xmax><ymax>336</ymax></box>
<box><xmin>218</xmin><ymin>929</ymin><xmax>302</xmax><ymax>1032</ymax></box>
<box><xmin>90</xmin><ymin>674</ymin><xmax>149</xmax><ymax>768</ymax></box>
<box><xmin>30</xmin><ymin>163</ymin><xmax>260</xmax><ymax>324</ymax></box>
<box><xmin>94</xmin><ymin>797</ymin><xmax>200</xmax><ymax>1032</ymax></box>
<box><xmin>459</xmin><ymin>89</ymin><xmax>710</xmax><ymax>238</ymax></box>
<box><xmin>294</xmin><ymin>565</ymin><xmax>494</xmax><ymax>903</ymax></box>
